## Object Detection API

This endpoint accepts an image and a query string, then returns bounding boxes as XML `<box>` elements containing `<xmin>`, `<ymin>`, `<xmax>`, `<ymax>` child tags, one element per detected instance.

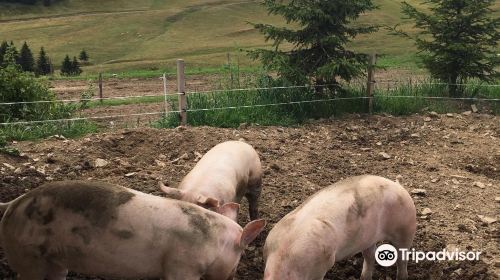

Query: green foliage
<box><xmin>1</xmin><ymin>120</ymin><xmax>97</xmax><ymax>142</ymax></box>
<box><xmin>79</xmin><ymin>80</ymin><xmax>95</xmax><ymax>109</ymax></box>
<box><xmin>18</xmin><ymin>41</ymin><xmax>35</xmax><ymax>72</ymax></box>
<box><xmin>0</xmin><ymin>40</ymin><xmax>8</xmax><ymax>66</ymax></box>
<box><xmin>71</xmin><ymin>56</ymin><xmax>82</xmax><ymax>75</ymax></box>
<box><xmin>60</xmin><ymin>55</ymin><xmax>82</xmax><ymax>76</ymax></box>
<box><xmin>398</xmin><ymin>0</ymin><xmax>500</xmax><ymax>96</ymax></box>
<box><xmin>0</xmin><ymin>58</ymin><xmax>75</xmax><ymax>123</ymax></box>
<box><xmin>60</xmin><ymin>54</ymin><xmax>72</xmax><ymax>76</ymax></box>
<box><xmin>249</xmin><ymin>0</ymin><xmax>378</xmax><ymax>89</ymax></box>
<box><xmin>36</xmin><ymin>47</ymin><xmax>52</xmax><ymax>75</ymax></box>
<box><xmin>79</xmin><ymin>49</ymin><xmax>89</xmax><ymax>62</ymax></box>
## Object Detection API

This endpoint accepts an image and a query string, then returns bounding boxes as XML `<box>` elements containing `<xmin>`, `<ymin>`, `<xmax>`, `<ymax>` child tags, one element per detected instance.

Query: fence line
<box><xmin>377</xmin><ymin>95</ymin><xmax>500</xmax><ymax>102</ymax></box>
<box><xmin>2</xmin><ymin>94</ymin><xmax>498</xmax><ymax>126</ymax></box>
<box><xmin>0</xmin><ymin>93</ymin><xmax>181</xmax><ymax>106</ymax></box>
<box><xmin>374</xmin><ymin>81</ymin><xmax>500</xmax><ymax>87</ymax></box>
<box><xmin>0</xmin><ymin>111</ymin><xmax>180</xmax><ymax>126</ymax></box>
<box><xmin>186</xmin><ymin>97</ymin><xmax>370</xmax><ymax>113</ymax></box>
<box><xmin>1</xmin><ymin>82</ymin><xmax>499</xmax><ymax>106</ymax></box>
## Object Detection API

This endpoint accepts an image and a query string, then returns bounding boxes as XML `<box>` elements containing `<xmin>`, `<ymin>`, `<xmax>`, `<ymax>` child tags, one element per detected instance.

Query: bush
<box><xmin>0</xmin><ymin>63</ymin><xmax>75</xmax><ymax>123</ymax></box>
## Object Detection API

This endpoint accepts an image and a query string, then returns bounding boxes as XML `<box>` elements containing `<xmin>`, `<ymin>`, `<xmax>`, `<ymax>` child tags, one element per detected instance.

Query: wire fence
<box><xmin>1</xmin><ymin>82</ymin><xmax>499</xmax><ymax>107</ymax></box>
<box><xmin>1</xmin><ymin>81</ymin><xmax>499</xmax><ymax>127</ymax></box>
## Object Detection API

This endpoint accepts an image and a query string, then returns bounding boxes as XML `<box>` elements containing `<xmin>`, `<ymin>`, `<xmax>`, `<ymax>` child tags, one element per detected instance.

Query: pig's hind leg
<box><xmin>392</xmin><ymin>233</ymin><xmax>414</xmax><ymax>280</ymax></box>
<box><xmin>245</xmin><ymin>178</ymin><xmax>262</xmax><ymax>220</ymax></box>
<box><xmin>46</xmin><ymin>263</ymin><xmax>68</xmax><ymax>280</ymax></box>
<box><xmin>15</xmin><ymin>261</ymin><xmax>47</xmax><ymax>280</ymax></box>
<box><xmin>360</xmin><ymin>244</ymin><xmax>376</xmax><ymax>280</ymax></box>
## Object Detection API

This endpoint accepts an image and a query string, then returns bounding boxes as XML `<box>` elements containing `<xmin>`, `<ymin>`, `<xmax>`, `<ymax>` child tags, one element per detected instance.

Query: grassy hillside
<box><xmin>0</xmin><ymin>0</ymin><xmax>498</xmax><ymax>75</ymax></box>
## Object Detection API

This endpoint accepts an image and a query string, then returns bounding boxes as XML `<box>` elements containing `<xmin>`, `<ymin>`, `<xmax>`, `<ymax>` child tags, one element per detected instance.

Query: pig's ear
<box><xmin>159</xmin><ymin>182</ymin><xmax>184</xmax><ymax>199</ymax></box>
<box><xmin>239</xmin><ymin>219</ymin><xmax>266</xmax><ymax>248</ymax></box>
<box><xmin>197</xmin><ymin>196</ymin><xmax>220</xmax><ymax>209</ymax></box>
<box><xmin>217</xmin><ymin>203</ymin><xmax>239</xmax><ymax>221</ymax></box>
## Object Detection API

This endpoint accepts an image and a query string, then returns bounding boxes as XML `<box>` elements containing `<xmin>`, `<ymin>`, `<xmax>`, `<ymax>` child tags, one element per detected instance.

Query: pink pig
<box><xmin>161</xmin><ymin>141</ymin><xmax>263</xmax><ymax>220</ymax></box>
<box><xmin>0</xmin><ymin>181</ymin><xmax>265</xmax><ymax>280</ymax></box>
<box><xmin>263</xmin><ymin>175</ymin><xmax>416</xmax><ymax>280</ymax></box>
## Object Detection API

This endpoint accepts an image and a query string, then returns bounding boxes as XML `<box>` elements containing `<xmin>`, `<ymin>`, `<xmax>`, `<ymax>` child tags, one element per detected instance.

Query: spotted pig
<box><xmin>0</xmin><ymin>181</ymin><xmax>265</xmax><ymax>280</ymax></box>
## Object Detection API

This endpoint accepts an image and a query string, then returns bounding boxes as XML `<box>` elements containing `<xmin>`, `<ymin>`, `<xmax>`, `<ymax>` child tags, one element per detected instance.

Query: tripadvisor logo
<box><xmin>375</xmin><ymin>244</ymin><xmax>482</xmax><ymax>266</ymax></box>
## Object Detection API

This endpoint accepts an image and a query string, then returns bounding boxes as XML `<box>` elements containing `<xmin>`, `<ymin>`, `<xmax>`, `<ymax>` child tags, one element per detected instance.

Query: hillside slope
<box><xmin>0</xmin><ymin>0</ymin><xmax>498</xmax><ymax>73</ymax></box>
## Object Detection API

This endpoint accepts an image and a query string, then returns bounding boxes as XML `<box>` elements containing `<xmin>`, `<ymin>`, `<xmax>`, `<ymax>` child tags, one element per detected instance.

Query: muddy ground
<box><xmin>0</xmin><ymin>113</ymin><xmax>498</xmax><ymax>279</ymax></box>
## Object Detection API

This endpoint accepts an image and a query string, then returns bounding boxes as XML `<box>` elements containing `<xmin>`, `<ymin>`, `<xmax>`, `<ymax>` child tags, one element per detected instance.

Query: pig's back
<box><xmin>0</xmin><ymin>182</ymin><xmax>238</xmax><ymax>278</ymax></box>
<box><xmin>270</xmin><ymin>176</ymin><xmax>415</xmax><ymax>260</ymax></box>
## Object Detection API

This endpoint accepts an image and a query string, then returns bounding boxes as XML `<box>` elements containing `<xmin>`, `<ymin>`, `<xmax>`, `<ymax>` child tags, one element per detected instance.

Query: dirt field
<box><xmin>0</xmin><ymin>113</ymin><xmax>498</xmax><ymax>279</ymax></box>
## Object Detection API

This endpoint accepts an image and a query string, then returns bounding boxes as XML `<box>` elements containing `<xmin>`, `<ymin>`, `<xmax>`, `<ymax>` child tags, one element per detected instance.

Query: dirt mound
<box><xmin>0</xmin><ymin>113</ymin><xmax>498</xmax><ymax>279</ymax></box>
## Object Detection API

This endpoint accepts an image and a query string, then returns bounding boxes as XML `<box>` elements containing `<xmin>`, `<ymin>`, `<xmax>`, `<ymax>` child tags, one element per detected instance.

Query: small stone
<box><xmin>446</xmin><ymin>113</ymin><xmax>454</xmax><ymax>117</ymax></box>
<box><xmin>277</xmin><ymin>128</ymin><xmax>285</xmax><ymax>133</ymax></box>
<box><xmin>2</xmin><ymin>163</ymin><xmax>15</xmax><ymax>170</ymax></box>
<box><xmin>175</xmin><ymin>126</ymin><xmax>187</xmax><ymax>131</ymax></box>
<box><xmin>239</xmin><ymin>123</ymin><xmax>249</xmax><ymax>129</ymax></box>
<box><xmin>477</xmin><ymin>215</ymin><xmax>497</xmax><ymax>225</ymax></box>
<box><xmin>94</xmin><ymin>158</ymin><xmax>109</xmax><ymax>168</ymax></box>
<box><xmin>429</xmin><ymin>111</ymin><xmax>439</xmax><ymax>118</ymax></box>
<box><xmin>421</xmin><ymin>208</ymin><xmax>433</xmax><ymax>215</ymax></box>
<box><xmin>270</xmin><ymin>163</ymin><xmax>281</xmax><ymax>171</ymax></box>
<box><xmin>376</xmin><ymin>142</ymin><xmax>382</xmax><ymax>146</ymax></box>
<box><xmin>431</xmin><ymin>178</ymin><xmax>439</xmax><ymax>183</ymax></box>
<box><xmin>471</xmin><ymin>104</ymin><xmax>478</xmax><ymax>113</ymax></box>
<box><xmin>411</xmin><ymin>189</ymin><xmax>427</xmax><ymax>196</ymax></box>
<box><xmin>452</xmin><ymin>268</ymin><xmax>464</xmax><ymax>276</ymax></box>
<box><xmin>410</xmin><ymin>133</ymin><xmax>420</xmax><ymax>138</ymax></box>
<box><xmin>424</xmin><ymin>117</ymin><xmax>432</xmax><ymax>122</ymax></box>
<box><xmin>379</xmin><ymin>152</ymin><xmax>391</xmax><ymax>160</ymax></box>
<box><xmin>462</xmin><ymin>111</ymin><xmax>472</xmax><ymax>116</ymax></box>
<box><xmin>155</xmin><ymin>160</ymin><xmax>166</xmax><ymax>168</ymax></box>
<box><xmin>495</xmin><ymin>197</ymin><xmax>500</xmax><ymax>203</ymax></box>
<box><xmin>125</xmin><ymin>172</ymin><xmax>136</xmax><ymax>178</ymax></box>
<box><xmin>473</xmin><ymin>181</ymin><xmax>486</xmax><ymax>189</ymax></box>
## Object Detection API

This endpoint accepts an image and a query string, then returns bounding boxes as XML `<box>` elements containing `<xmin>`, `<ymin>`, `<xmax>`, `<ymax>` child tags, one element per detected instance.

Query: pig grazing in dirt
<box><xmin>263</xmin><ymin>175</ymin><xmax>416</xmax><ymax>280</ymax></box>
<box><xmin>0</xmin><ymin>181</ymin><xmax>266</xmax><ymax>280</ymax></box>
<box><xmin>160</xmin><ymin>140</ymin><xmax>263</xmax><ymax>220</ymax></box>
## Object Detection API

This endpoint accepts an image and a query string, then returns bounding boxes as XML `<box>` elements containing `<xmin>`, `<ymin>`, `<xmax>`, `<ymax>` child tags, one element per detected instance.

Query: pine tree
<box><xmin>18</xmin><ymin>42</ymin><xmax>35</xmax><ymax>72</ymax></box>
<box><xmin>79</xmin><ymin>49</ymin><xmax>89</xmax><ymax>62</ymax></box>
<box><xmin>9</xmin><ymin>41</ymin><xmax>19</xmax><ymax>65</ymax></box>
<box><xmin>60</xmin><ymin>55</ymin><xmax>73</xmax><ymax>76</ymax></box>
<box><xmin>0</xmin><ymin>41</ymin><xmax>9</xmax><ymax>67</ymax></box>
<box><xmin>249</xmin><ymin>0</ymin><xmax>378</xmax><ymax>90</ymax></box>
<box><xmin>399</xmin><ymin>0</ymin><xmax>500</xmax><ymax>96</ymax></box>
<box><xmin>71</xmin><ymin>56</ymin><xmax>82</xmax><ymax>76</ymax></box>
<box><xmin>36</xmin><ymin>47</ymin><xmax>52</xmax><ymax>75</ymax></box>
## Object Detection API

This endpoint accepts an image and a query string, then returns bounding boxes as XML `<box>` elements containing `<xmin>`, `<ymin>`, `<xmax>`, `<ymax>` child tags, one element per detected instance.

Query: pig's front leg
<box><xmin>360</xmin><ymin>245</ymin><xmax>376</xmax><ymax>280</ymax></box>
<box><xmin>46</xmin><ymin>263</ymin><xmax>68</xmax><ymax>280</ymax></box>
<box><xmin>246</xmin><ymin>179</ymin><xmax>262</xmax><ymax>220</ymax></box>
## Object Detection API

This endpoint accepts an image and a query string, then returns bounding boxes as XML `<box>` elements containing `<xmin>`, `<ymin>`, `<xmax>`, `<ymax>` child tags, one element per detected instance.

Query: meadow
<box><xmin>4</xmin><ymin>0</ymin><xmax>495</xmax><ymax>74</ymax></box>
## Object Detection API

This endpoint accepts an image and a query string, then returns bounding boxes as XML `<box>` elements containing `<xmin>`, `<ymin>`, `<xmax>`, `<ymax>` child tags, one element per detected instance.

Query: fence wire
<box><xmin>1</xmin><ymin>82</ymin><xmax>498</xmax><ymax>106</ymax></box>
<box><xmin>1</xmin><ymin>93</ymin><xmax>498</xmax><ymax>126</ymax></box>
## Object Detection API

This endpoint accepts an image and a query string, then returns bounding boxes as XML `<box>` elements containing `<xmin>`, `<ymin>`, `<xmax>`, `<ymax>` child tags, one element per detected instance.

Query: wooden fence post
<box><xmin>227</xmin><ymin>53</ymin><xmax>234</xmax><ymax>89</ymax></box>
<box><xmin>366</xmin><ymin>53</ymin><xmax>376</xmax><ymax>114</ymax></box>
<box><xmin>163</xmin><ymin>73</ymin><xmax>169</xmax><ymax>118</ymax></box>
<box><xmin>177</xmin><ymin>59</ymin><xmax>187</xmax><ymax>126</ymax></box>
<box><xmin>98</xmin><ymin>73</ymin><xmax>103</xmax><ymax>103</ymax></box>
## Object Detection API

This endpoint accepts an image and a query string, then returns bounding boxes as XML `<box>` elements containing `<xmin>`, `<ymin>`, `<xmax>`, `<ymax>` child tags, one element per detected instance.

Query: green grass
<box><xmin>153</xmin><ymin>79</ymin><xmax>499</xmax><ymax>128</ymax></box>
<box><xmin>5</xmin><ymin>0</ymin><xmax>497</xmax><ymax>74</ymax></box>
<box><xmin>0</xmin><ymin>120</ymin><xmax>98</xmax><ymax>142</ymax></box>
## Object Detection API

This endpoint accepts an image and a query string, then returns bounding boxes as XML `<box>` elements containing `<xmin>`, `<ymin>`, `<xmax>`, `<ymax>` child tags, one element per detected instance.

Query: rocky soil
<box><xmin>0</xmin><ymin>113</ymin><xmax>498</xmax><ymax>279</ymax></box>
